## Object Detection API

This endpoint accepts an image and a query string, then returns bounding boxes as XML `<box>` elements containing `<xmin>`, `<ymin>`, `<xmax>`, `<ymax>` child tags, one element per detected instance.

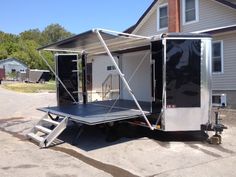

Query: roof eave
<box><xmin>214</xmin><ymin>0</ymin><xmax>236</xmax><ymax>10</ymax></box>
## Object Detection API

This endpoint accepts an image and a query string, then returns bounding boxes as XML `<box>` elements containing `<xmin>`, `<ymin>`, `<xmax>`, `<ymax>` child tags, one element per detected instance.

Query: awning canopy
<box><xmin>38</xmin><ymin>28</ymin><xmax>152</xmax><ymax>55</ymax></box>
<box><xmin>38</xmin><ymin>28</ymin><xmax>156</xmax><ymax>130</ymax></box>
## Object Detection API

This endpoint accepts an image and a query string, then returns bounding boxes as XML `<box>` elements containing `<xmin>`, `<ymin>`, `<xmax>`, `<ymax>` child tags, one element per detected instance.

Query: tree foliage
<box><xmin>0</xmin><ymin>24</ymin><xmax>73</xmax><ymax>70</ymax></box>
<box><xmin>41</xmin><ymin>24</ymin><xmax>72</xmax><ymax>44</ymax></box>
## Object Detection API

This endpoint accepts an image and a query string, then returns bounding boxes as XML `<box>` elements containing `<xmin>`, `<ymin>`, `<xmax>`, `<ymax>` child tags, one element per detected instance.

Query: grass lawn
<box><xmin>2</xmin><ymin>81</ymin><xmax>56</xmax><ymax>93</ymax></box>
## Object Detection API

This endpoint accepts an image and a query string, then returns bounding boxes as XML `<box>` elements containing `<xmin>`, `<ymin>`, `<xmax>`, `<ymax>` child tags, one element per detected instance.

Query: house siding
<box><xmin>181</xmin><ymin>0</ymin><xmax>236</xmax><ymax>32</ymax></box>
<box><xmin>135</xmin><ymin>0</ymin><xmax>236</xmax><ymax>36</ymax></box>
<box><xmin>135</xmin><ymin>9</ymin><xmax>158</xmax><ymax>36</ymax></box>
<box><xmin>212</xmin><ymin>32</ymin><xmax>236</xmax><ymax>90</ymax></box>
<box><xmin>135</xmin><ymin>0</ymin><xmax>168</xmax><ymax>36</ymax></box>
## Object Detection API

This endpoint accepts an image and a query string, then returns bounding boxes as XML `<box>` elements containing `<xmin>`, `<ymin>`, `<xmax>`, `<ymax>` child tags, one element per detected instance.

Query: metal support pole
<box><xmin>38</xmin><ymin>51</ymin><xmax>77</xmax><ymax>104</ymax></box>
<box><xmin>95</xmin><ymin>28</ymin><xmax>152</xmax><ymax>40</ymax></box>
<box><xmin>42</xmin><ymin>48</ymin><xmax>82</xmax><ymax>53</ymax></box>
<box><xmin>95</xmin><ymin>29</ymin><xmax>154</xmax><ymax>130</ymax></box>
<box><xmin>82</xmin><ymin>53</ymin><xmax>87</xmax><ymax>104</ymax></box>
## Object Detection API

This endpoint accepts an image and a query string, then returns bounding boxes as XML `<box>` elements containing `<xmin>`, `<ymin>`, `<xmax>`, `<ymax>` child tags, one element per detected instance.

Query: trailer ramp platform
<box><xmin>27</xmin><ymin>100</ymin><xmax>151</xmax><ymax>147</ymax></box>
<box><xmin>39</xmin><ymin>100</ymin><xmax>151</xmax><ymax>125</ymax></box>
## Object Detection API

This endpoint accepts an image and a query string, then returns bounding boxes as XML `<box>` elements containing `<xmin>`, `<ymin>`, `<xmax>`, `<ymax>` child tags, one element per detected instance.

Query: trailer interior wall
<box><xmin>88</xmin><ymin>55</ymin><xmax>118</xmax><ymax>93</ymax></box>
<box><xmin>120</xmin><ymin>50</ymin><xmax>151</xmax><ymax>102</ymax></box>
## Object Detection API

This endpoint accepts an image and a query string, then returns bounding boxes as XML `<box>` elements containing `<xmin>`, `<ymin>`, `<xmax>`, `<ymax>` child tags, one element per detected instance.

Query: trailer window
<box><xmin>107</xmin><ymin>65</ymin><xmax>116</xmax><ymax>71</ymax></box>
<box><xmin>166</xmin><ymin>39</ymin><xmax>201</xmax><ymax>108</ymax></box>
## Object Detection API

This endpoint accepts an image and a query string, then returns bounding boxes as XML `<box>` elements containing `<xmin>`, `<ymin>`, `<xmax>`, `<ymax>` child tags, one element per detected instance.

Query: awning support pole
<box><xmin>95</xmin><ymin>29</ymin><xmax>154</xmax><ymax>130</ymax></box>
<box><xmin>38</xmin><ymin>51</ymin><xmax>78</xmax><ymax>104</ymax></box>
<box><xmin>96</xmin><ymin>28</ymin><xmax>152</xmax><ymax>40</ymax></box>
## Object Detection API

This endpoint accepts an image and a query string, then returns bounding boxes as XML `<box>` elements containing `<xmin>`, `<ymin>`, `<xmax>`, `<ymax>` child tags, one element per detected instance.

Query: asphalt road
<box><xmin>0</xmin><ymin>86</ymin><xmax>236</xmax><ymax>177</ymax></box>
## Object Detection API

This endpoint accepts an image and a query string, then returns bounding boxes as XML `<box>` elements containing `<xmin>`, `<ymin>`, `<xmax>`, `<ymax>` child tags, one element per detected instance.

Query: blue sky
<box><xmin>0</xmin><ymin>0</ymin><xmax>153</xmax><ymax>34</ymax></box>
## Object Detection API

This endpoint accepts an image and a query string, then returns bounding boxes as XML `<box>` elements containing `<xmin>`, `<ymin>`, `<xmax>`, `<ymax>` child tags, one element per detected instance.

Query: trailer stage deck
<box><xmin>38</xmin><ymin>100</ymin><xmax>151</xmax><ymax>125</ymax></box>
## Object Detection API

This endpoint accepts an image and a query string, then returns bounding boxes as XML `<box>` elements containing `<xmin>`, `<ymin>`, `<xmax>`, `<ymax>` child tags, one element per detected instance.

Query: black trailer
<box><xmin>28</xmin><ymin>29</ymin><xmax>226</xmax><ymax>147</ymax></box>
<box><xmin>28</xmin><ymin>69</ymin><xmax>50</xmax><ymax>83</ymax></box>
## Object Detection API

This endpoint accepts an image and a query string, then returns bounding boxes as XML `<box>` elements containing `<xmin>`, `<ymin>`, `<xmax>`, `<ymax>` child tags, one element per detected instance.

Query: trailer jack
<box><xmin>202</xmin><ymin>108</ymin><xmax>227</xmax><ymax>145</ymax></box>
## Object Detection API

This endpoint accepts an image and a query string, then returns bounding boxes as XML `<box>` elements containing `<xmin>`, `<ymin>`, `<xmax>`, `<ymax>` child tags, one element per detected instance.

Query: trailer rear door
<box><xmin>56</xmin><ymin>54</ymin><xmax>79</xmax><ymax>106</ymax></box>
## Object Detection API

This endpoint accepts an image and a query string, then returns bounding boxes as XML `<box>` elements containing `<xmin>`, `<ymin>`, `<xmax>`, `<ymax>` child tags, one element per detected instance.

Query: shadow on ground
<box><xmin>58</xmin><ymin>121</ymin><xmax>209</xmax><ymax>151</ymax></box>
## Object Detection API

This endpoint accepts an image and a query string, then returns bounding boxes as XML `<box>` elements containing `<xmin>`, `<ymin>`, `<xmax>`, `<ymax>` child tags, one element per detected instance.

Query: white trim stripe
<box><xmin>193</xmin><ymin>24</ymin><xmax>236</xmax><ymax>34</ymax></box>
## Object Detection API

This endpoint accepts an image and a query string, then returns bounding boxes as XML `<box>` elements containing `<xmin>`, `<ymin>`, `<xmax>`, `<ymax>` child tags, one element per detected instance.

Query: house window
<box><xmin>183</xmin><ymin>0</ymin><xmax>199</xmax><ymax>24</ymax></box>
<box><xmin>158</xmin><ymin>4</ymin><xmax>168</xmax><ymax>29</ymax></box>
<box><xmin>212</xmin><ymin>41</ymin><xmax>223</xmax><ymax>73</ymax></box>
<box><xmin>107</xmin><ymin>65</ymin><xmax>116</xmax><ymax>71</ymax></box>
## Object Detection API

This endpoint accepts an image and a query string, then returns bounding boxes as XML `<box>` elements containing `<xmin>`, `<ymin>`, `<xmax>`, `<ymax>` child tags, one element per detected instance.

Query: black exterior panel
<box><xmin>81</xmin><ymin>54</ymin><xmax>87</xmax><ymax>104</ymax></box>
<box><xmin>151</xmin><ymin>40</ymin><xmax>163</xmax><ymax>113</ymax></box>
<box><xmin>57</xmin><ymin>55</ymin><xmax>78</xmax><ymax>106</ymax></box>
<box><xmin>166</xmin><ymin>39</ymin><xmax>201</xmax><ymax>108</ymax></box>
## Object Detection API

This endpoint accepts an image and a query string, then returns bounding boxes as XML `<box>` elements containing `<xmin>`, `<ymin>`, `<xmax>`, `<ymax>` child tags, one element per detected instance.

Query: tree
<box><xmin>0</xmin><ymin>32</ymin><xmax>20</xmax><ymax>59</ymax></box>
<box><xmin>20</xmin><ymin>29</ymin><xmax>42</xmax><ymax>44</ymax></box>
<box><xmin>11</xmin><ymin>39</ymin><xmax>54</xmax><ymax>70</ymax></box>
<box><xmin>0</xmin><ymin>45</ymin><xmax>8</xmax><ymax>59</ymax></box>
<box><xmin>0</xmin><ymin>31</ymin><xmax>19</xmax><ymax>43</ymax></box>
<box><xmin>41</xmin><ymin>24</ymin><xmax>73</xmax><ymax>45</ymax></box>
<box><xmin>0</xmin><ymin>23</ymin><xmax>73</xmax><ymax>70</ymax></box>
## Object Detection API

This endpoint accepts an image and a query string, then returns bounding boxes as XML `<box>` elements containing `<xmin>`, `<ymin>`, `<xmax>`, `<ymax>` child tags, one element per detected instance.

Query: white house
<box><xmin>0</xmin><ymin>58</ymin><xmax>28</xmax><ymax>74</ymax></box>
<box><xmin>122</xmin><ymin>0</ymin><xmax>236</xmax><ymax>108</ymax></box>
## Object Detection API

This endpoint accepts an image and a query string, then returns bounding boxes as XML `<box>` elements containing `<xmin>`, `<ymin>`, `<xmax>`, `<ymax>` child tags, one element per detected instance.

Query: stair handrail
<box><xmin>102</xmin><ymin>74</ymin><xmax>112</xmax><ymax>99</ymax></box>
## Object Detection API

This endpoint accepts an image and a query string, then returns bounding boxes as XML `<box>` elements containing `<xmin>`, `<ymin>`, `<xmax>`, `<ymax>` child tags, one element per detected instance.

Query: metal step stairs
<box><xmin>27</xmin><ymin>113</ymin><xmax>68</xmax><ymax>148</ymax></box>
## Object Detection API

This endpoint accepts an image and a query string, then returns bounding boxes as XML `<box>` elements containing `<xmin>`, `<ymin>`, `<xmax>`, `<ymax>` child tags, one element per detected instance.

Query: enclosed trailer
<box><xmin>28</xmin><ymin>29</ymin><xmax>226</xmax><ymax>147</ymax></box>
<box><xmin>28</xmin><ymin>69</ymin><xmax>51</xmax><ymax>83</ymax></box>
<box><xmin>16</xmin><ymin>71</ymin><xmax>27</xmax><ymax>82</ymax></box>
